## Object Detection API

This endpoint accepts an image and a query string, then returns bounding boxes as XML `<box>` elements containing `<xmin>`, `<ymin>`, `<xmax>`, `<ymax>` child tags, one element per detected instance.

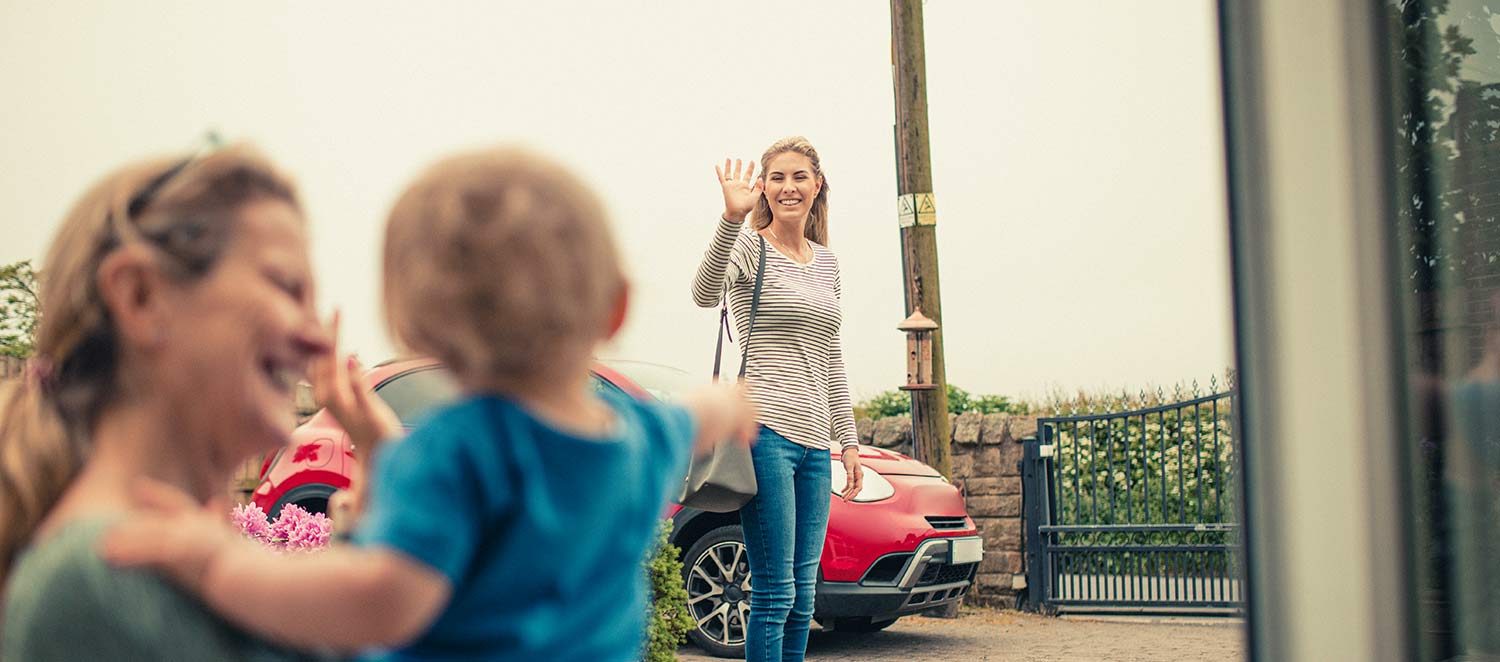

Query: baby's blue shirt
<box><xmin>353</xmin><ymin>390</ymin><xmax>695</xmax><ymax>662</ymax></box>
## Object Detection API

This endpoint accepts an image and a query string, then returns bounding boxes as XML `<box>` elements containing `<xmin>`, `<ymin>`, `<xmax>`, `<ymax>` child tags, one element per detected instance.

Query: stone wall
<box><xmin>856</xmin><ymin>411</ymin><xmax>1037</xmax><ymax>607</ymax></box>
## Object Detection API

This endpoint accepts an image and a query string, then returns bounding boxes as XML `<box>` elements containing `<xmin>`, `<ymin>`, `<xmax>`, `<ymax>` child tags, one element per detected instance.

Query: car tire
<box><xmin>682</xmin><ymin>525</ymin><xmax>751</xmax><ymax>659</ymax></box>
<box><xmin>268</xmin><ymin>483</ymin><xmax>337</xmax><ymax>519</ymax></box>
<box><xmin>828</xmin><ymin>616</ymin><xmax>899</xmax><ymax>633</ymax></box>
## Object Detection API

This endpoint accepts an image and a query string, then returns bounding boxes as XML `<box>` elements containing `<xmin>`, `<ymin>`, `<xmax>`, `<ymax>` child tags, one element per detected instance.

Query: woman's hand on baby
<box><xmin>311</xmin><ymin>310</ymin><xmax>402</xmax><ymax>452</ymax></box>
<box><xmin>99</xmin><ymin>479</ymin><xmax>240</xmax><ymax>595</ymax></box>
<box><xmin>684</xmin><ymin>382</ymin><xmax>758</xmax><ymax>456</ymax></box>
<box><xmin>715</xmin><ymin>158</ymin><xmax>762</xmax><ymax>223</ymax></box>
<box><xmin>328</xmin><ymin>488</ymin><xmax>364</xmax><ymax>537</ymax></box>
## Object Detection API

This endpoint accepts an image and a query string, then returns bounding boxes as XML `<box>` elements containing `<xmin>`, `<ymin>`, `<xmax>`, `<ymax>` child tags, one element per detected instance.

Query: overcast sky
<box><xmin>0</xmin><ymin>1</ymin><xmax>1233</xmax><ymax>402</ymax></box>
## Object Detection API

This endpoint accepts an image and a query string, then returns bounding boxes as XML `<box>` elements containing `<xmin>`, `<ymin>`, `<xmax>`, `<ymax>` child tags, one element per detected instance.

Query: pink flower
<box><xmin>232</xmin><ymin>503</ymin><xmax>272</xmax><ymax>541</ymax></box>
<box><xmin>231</xmin><ymin>502</ymin><xmax>331</xmax><ymax>552</ymax></box>
<box><xmin>269</xmin><ymin>504</ymin><xmax>332</xmax><ymax>551</ymax></box>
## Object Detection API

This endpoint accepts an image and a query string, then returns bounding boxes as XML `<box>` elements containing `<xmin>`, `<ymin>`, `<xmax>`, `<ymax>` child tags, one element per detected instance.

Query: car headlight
<box><xmin>829</xmin><ymin>463</ymin><xmax>896</xmax><ymax>502</ymax></box>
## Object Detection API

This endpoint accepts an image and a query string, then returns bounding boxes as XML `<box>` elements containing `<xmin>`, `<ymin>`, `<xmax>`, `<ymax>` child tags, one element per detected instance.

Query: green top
<box><xmin>2</xmin><ymin>516</ymin><xmax>323</xmax><ymax>662</ymax></box>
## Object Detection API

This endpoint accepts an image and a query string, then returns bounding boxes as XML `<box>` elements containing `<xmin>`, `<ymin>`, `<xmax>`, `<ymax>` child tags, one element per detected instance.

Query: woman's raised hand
<box><xmin>716</xmin><ymin>158</ymin><xmax>762</xmax><ymax>223</ymax></box>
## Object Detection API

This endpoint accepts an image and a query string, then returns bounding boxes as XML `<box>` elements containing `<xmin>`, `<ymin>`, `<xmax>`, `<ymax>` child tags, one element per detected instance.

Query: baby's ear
<box><xmin>603</xmin><ymin>281</ymin><xmax>630</xmax><ymax>341</ymax></box>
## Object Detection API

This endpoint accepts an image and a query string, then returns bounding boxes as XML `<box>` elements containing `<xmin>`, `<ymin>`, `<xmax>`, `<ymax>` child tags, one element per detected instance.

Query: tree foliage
<box><xmin>0</xmin><ymin>260</ymin><xmax>39</xmax><ymax>358</ymax></box>
<box><xmin>1389</xmin><ymin>0</ymin><xmax>1487</xmax><ymax>292</ymax></box>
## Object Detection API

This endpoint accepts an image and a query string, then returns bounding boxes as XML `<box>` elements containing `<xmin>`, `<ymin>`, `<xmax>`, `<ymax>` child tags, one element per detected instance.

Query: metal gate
<box><xmin>1022</xmin><ymin>388</ymin><xmax>1243</xmax><ymax>613</ymax></box>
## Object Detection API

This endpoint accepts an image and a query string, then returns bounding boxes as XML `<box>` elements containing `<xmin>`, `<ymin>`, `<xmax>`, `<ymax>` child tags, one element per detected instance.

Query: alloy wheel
<box><xmin>686</xmin><ymin>539</ymin><xmax>752</xmax><ymax>649</ymax></box>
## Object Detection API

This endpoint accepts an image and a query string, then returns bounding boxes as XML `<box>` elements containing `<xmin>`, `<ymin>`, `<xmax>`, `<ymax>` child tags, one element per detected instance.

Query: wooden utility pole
<box><xmin>890</xmin><ymin>0</ymin><xmax>951</xmax><ymax>479</ymax></box>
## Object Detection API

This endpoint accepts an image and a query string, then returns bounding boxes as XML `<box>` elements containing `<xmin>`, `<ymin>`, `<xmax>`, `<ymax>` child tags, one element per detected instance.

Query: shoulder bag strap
<box><xmin>712</xmin><ymin>303</ymin><xmax>731</xmax><ymax>383</ymax></box>
<box><xmin>738</xmin><ymin>234</ymin><xmax>767</xmax><ymax>379</ymax></box>
<box><xmin>711</xmin><ymin>234</ymin><xmax>768</xmax><ymax>382</ymax></box>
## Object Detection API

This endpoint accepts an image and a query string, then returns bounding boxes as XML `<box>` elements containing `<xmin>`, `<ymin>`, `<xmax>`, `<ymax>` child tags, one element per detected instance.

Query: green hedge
<box><xmin>854</xmin><ymin>384</ymin><xmax>1030</xmax><ymax>419</ymax></box>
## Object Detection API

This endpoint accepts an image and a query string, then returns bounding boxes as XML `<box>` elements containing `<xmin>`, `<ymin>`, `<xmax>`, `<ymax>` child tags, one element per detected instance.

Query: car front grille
<box><xmin>925</xmin><ymin>516</ymin><xmax>968</xmax><ymax>530</ymax></box>
<box><xmin>917</xmin><ymin>561</ymin><xmax>977</xmax><ymax>587</ymax></box>
<box><xmin>905</xmin><ymin>583</ymin><xmax>969</xmax><ymax>608</ymax></box>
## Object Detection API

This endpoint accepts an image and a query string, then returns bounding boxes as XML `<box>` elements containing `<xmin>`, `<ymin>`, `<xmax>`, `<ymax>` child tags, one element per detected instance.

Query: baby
<box><xmin>103</xmin><ymin>146</ymin><xmax>755</xmax><ymax>661</ymax></box>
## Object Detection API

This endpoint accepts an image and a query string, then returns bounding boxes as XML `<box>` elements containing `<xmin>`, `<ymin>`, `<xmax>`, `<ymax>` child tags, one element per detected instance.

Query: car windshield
<box><xmin>597</xmin><ymin>359</ymin><xmax>700</xmax><ymax>402</ymax></box>
<box><xmin>373</xmin><ymin>367</ymin><xmax>461</xmax><ymax>425</ymax></box>
<box><xmin>371</xmin><ymin>361</ymin><xmax>690</xmax><ymax>421</ymax></box>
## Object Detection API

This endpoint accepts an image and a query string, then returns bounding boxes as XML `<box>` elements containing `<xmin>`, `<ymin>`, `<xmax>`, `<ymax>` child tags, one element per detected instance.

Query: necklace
<box><xmin>768</xmin><ymin>227</ymin><xmax>811</xmax><ymax>264</ymax></box>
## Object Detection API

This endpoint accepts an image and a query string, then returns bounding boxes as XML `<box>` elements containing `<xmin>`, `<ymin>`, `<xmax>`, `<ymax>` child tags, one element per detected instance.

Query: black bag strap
<box><xmin>712</xmin><ymin>234</ymin><xmax>768</xmax><ymax>383</ymax></box>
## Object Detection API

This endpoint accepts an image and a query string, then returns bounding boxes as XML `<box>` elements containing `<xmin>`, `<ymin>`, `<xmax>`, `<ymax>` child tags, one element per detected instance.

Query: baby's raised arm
<box><xmin>679</xmin><ymin>382</ymin><xmax>758</xmax><ymax>455</ymax></box>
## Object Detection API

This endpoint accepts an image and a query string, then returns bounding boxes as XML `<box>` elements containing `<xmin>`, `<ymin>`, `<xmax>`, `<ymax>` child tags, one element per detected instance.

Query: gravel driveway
<box><xmin>677</xmin><ymin>608</ymin><xmax>1245</xmax><ymax>662</ymax></box>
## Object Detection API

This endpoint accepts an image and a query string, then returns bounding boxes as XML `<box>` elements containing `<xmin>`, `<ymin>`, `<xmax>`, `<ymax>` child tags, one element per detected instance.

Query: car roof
<box><xmin>363</xmin><ymin>356</ymin><xmax>651</xmax><ymax>400</ymax></box>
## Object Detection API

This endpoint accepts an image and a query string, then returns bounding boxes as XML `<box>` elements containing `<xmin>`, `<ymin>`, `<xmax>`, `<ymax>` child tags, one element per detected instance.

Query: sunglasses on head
<box><xmin>125</xmin><ymin>130</ymin><xmax>225</xmax><ymax>219</ymax></box>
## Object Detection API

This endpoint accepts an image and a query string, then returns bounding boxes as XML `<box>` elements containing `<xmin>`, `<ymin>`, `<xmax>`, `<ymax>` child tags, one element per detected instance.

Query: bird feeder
<box><xmin>898</xmin><ymin>309</ymin><xmax>939</xmax><ymax>391</ymax></box>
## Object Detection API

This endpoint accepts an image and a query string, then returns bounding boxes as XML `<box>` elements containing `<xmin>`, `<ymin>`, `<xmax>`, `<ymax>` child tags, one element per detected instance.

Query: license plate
<box><xmin>950</xmin><ymin>537</ymin><xmax>983</xmax><ymax>564</ymax></box>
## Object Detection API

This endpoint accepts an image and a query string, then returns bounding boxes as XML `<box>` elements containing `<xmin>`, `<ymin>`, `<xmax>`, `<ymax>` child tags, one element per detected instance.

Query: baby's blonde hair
<box><xmin>383</xmin><ymin>147</ymin><xmax>624</xmax><ymax>389</ymax></box>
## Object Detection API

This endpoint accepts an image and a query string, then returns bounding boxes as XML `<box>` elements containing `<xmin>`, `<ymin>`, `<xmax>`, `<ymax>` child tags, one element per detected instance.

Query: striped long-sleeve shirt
<box><xmin>692</xmin><ymin>217</ymin><xmax>859</xmax><ymax>452</ymax></box>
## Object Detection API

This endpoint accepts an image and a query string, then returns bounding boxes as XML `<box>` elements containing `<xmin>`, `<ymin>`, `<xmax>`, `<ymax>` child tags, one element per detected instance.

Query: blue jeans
<box><xmin>739</xmin><ymin>426</ymin><xmax>831</xmax><ymax>662</ymax></box>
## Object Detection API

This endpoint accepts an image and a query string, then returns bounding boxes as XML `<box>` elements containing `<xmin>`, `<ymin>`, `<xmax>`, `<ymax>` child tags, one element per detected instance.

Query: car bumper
<box><xmin>815</xmin><ymin>536</ymin><xmax>982</xmax><ymax>620</ymax></box>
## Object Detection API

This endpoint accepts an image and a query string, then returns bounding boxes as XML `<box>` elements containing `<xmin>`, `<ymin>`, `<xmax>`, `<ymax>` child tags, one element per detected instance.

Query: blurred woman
<box><xmin>0</xmin><ymin>145</ymin><xmax>331</xmax><ymax>661</ymax></box>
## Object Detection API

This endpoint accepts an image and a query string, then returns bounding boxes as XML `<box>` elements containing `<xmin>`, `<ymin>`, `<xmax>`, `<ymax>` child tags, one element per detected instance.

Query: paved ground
<box><xmin>677</xmin><ymin>608</ymin><xmax>1245</xmax><ymax>662</ymax></box>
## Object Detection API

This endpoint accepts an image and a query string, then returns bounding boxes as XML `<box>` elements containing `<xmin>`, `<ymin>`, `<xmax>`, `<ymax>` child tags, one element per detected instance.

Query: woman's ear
<box><xmin>603</xmin><ymin>281</ymin><xmax>630</xmax><ymax>342</ymax></box>
<box><xmin>96</xmin><ymin>245</ymin><xmax>169</xmax><ymax>352</ymax></box>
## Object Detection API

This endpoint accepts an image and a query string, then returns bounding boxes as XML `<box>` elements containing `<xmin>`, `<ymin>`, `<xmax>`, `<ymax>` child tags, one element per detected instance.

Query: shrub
<box><xmin>1038</xmin><ymin>371</ymin><xmax>1235</xmax><ymax>417</ymax></box>
<box><xmin>853</xmin><ymin>384</ymin><xmax>1030</xmax><ymax>419</ymax></box>
<box><xmin>644</xmin><ymin>519</ymin><xmax>691</xmax><ymax>662</ymax></box>
<box><xmin>948</xmin><ymin>385</ymin><xmax>1031</xmax><ymax>415</ymax></box>
<box><xmin>855</xmin><ymin>389</ymin><xmax>912</xmax><ymax>419</ymax></box>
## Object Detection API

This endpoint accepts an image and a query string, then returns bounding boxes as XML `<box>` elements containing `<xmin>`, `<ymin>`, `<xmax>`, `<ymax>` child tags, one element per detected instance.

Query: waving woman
<box><xmin>691</xmin><ymin>136</ymin><xmax>862</xmax><ymax>662</ymax></box>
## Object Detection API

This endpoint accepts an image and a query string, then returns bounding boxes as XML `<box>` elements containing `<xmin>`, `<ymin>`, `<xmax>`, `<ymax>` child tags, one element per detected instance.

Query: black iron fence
<box><xmin>1022</xmin><ymin>387</ymin><xmax>1243</xmax><ymax>613</ymax></box>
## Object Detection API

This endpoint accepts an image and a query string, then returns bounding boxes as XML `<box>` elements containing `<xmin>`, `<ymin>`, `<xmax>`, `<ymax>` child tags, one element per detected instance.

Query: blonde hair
<box><xmin>0</xmin><ymin>145</ymin><xmax>299</xmax><ymax>589</ymax></box>
<box><xmin>383</xmin><ymin>146</ymin><xmax>624</xmax><ymax>390</ymax></box>
<box><xmin>750</xmin><ymin>136</ymin><xmax>831</xmax><ymax>246</ymax></box>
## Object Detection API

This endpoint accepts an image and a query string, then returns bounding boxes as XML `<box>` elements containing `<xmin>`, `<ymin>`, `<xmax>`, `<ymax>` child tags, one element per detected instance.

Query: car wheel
<box><xmin>682</xmin><ymin>525</ymin><xmax>751</xmax><ymax>659</ymax></box>
<box><xmin>268</xmin><ymin>484</ymin><xmax>337</xmax><ymax>519</ymax></box>
<box><xmin>828</xmin><ymin>616</ymin><xmax>899</xmax><ymax>633</ymax></box>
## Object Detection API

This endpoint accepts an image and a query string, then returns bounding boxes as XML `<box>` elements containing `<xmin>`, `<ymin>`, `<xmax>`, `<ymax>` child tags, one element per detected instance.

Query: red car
<box><xmin>252</xmin><ymin>358</ymin><xmax>982</xmax><ymax>658</ymax></box>
<box><xmin>251</xmin><ymin>357</ymin><xmax>651</xmax><ymax>517</ymax></box>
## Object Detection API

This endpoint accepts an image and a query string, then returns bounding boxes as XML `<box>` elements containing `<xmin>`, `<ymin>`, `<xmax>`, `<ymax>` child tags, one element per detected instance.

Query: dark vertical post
<box><xmin>1213</xmin><ymin>397</ymin><xmax>1223</xmax><ymax>521</ymax></box>
<box><xmin>890</xmin><ymin>0</ymin><xmax>951</xmax><ymax>478</ymax></box>
<box><xmin>1195</xmin><ymin>402</ymin><xmax>1205</xmax><ymax>522</ymax></box>
<box><xmin>1106</xmin><ymin>418</ymin><xmax>1117</xmax><ymax>523</ymax></box>
<box><xmin>1073</xmin><ymin>421</ymin><xmax>1083</xmax><ymax>523</ymax></box>
<box><xmin>1089</xmin><ymin>420</ymin><xmax>1100</xmax><ymax>524</ymax></box>
<box><xmin>1023</xmin><ymin>434</ymin><xmax>1044</xmax><ymax>611</ymax></box>
<box><xmin>1125</xmin><ymin>415</ymin><xmax>1134</xmax><ymax>523</ymax></box>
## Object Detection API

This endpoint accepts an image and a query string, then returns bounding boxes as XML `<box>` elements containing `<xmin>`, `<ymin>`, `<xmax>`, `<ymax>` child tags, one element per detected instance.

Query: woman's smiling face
<box><xmin>762</xmin><ymin>151</ymin><xmax>821</xmax><ymax>223</ymax></box>
<box><xmin>150</xmin><ymin>197</ymin><xmax>328</xmax><ymax>463</ymax></box>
